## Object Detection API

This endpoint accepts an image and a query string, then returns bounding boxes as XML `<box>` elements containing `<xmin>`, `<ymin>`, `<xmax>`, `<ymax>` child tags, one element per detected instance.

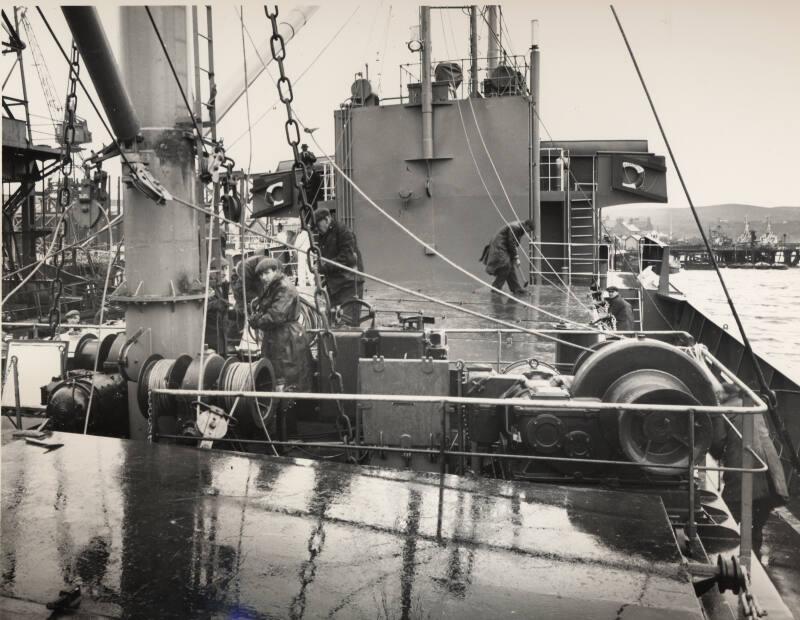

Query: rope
<box><xmin>82</xmin><ymin>205</ymin><xmax>114</xmax><ymax>434</ymax></box>
<box><xmin>218</xmin><ymin>360</ymin><xmax>274</xmax><ymax>427</ymax></box>
<box><xmin>147</xmin><ymin>358</ymin><xmax>176</xmax><ymax>419</ymax></box>
<box><xmin>610</xmin><ymin>5</ymin><xmax>799</xmax><ymax>474</ymax></box>
<box><xmin>144</xmin><ymin>6</ymin><xmax>208</xmax><ymax>155</ymax></box>
<box><xmin>238</xmin><ymin>7</ymin><xmax>278</xmax><ymax>455</ymax></box>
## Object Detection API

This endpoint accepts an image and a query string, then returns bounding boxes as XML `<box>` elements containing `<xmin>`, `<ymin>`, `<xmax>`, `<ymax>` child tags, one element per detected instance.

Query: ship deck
<box><xmin>1</xmin><ymin>431</ymin><xmax>704</xmax><ymax>619</ymax></box>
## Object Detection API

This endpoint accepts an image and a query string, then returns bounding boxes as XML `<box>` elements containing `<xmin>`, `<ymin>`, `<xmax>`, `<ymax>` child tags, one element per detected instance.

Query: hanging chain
<box><xmin>48</xmin><ymin>42</ymin><xmax>80</xmax><ymax>338</ymax></box>
<box><xmin>265</xmin><ymin>6</ymin><xmax>352</xmax><ymax>441</ymax></box>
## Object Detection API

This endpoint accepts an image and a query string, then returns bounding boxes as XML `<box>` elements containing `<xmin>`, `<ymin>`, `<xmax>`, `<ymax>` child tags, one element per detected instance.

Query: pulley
<box><xmin>221</xmin><ymin>192</ymin><xmax>241</xmax><ymax>222</ymax></box>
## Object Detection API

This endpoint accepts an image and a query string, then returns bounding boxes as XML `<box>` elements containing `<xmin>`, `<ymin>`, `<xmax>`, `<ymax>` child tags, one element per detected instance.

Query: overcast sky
<box><xmin>7</xmin><ymin>1</ymin><xmax>799</xmax><ymax>207</ymax></box>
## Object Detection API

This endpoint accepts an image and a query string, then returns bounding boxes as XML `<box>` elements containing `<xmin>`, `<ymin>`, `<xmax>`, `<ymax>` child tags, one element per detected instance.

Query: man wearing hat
<box><xmin>314</xmin><ymin>208</ymin><xmax>364</xmax><ymax>326</ymax></box>
<box><xmin>249</xmin><ymin>257</ymin><xmax>313</xmax><ymax>393</ymax></box>
<box><xmin>480</xmin><ymin>219</ymin><xmax>535</xmax><ymax>295</ymax></box>
<box><xmin>604</xmin><ymin>286</ymin><xmax>635</xmax><ymax>331</ymax></box>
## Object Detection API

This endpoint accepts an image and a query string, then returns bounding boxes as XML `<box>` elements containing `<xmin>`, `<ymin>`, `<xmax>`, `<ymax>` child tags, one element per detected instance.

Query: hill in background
<box><xmin>602</xmin><ymin>204</ymin><xmax>800</xmax><ymax>242</ymax></box>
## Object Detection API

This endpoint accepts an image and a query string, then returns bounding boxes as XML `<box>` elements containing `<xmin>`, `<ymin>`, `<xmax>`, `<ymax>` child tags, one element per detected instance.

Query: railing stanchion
<box><xmin>740</xmin><ymin>410</ymin><xmax>754</xmax><ymax>569</ymax></box>
<box><xmin>687</xmin><ymin>408</ymin><xmax>696</xmax><ymax>546</ymax></box>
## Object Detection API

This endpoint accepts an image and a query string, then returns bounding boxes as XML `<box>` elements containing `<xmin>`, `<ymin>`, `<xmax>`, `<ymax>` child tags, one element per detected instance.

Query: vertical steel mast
<box><xmin>119</xmin><ymin>6</ymin><xmax>202</xmax><ymax>437</ymax></box>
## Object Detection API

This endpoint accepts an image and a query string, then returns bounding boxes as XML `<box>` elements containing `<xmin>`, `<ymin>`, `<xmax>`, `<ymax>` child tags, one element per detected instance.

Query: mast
<box><xmin>120</xmin><ymin>6</ymin><xmax>203</xmax><ymax>436</ymax></box>
<box><xmin>420</xmin><ymin>6</ymin><xmax>433</xmax><ymax>161</ymax></box>
<box><xmin>530</xmin><ymin>23</ymin><xmax>541</xmax><ymax>284</ymax></box>
<box><xmin>469</xmin><ymin>6</ymin><xmax>479</xmax><ymax>96</ymax></box>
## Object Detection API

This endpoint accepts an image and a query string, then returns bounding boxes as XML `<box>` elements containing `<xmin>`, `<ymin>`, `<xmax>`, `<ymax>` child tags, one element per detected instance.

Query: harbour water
<box><xmin>671</xmin><ymin>269</ymin><xmax>800</xmax><ymax>383</ymax></box>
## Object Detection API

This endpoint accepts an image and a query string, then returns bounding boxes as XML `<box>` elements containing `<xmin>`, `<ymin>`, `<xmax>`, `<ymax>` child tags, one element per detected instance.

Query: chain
<box><xmin>48</xmin><ymin>42</ymin><xmax>80</xmax><ymax>338</ymax></box>
<box><xmin>265</xmin><ymin>6</ymin><xmax>352</xmax><ymax>441</ymax></box>
<box><xmin>146</xmin><ymin>388</ymin><xmax>154</xmax><ymax>443</ymax></box>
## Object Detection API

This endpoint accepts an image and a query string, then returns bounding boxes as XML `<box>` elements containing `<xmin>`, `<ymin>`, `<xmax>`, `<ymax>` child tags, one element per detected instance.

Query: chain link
<box><xmin>264</xmin><ymin>6</ymin><xmax>352</xmax><ymax>441</ymax></box>
<box><xmin>48</xmin><ymin>42</ymin><xmax>80</xmax><ymax>338</ymax></box>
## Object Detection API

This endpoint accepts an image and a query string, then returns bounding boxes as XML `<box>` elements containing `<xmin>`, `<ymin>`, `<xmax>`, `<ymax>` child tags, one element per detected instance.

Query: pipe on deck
<box><xmin>61</xmin><ymin>6</ymin><xmax>141</xmax><ymax>142</ymax></box>
<box><xmin>469</xmin><ymin>6</ymin><xmax>479</xmax><ymax>96</ymax></box>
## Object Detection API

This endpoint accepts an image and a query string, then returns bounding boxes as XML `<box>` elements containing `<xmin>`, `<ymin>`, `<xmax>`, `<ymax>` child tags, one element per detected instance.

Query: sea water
<box><xmin>671</xmin><ymin>269</ymin><xmax>800</xmax><ymax>383</ymax></box>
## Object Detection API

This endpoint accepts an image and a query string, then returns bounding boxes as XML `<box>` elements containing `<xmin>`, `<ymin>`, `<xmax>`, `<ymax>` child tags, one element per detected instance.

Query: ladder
<box><xmin>567</xmin><ymin>182</ymin><xmax>596</xmax><ymax>284</ymax></box>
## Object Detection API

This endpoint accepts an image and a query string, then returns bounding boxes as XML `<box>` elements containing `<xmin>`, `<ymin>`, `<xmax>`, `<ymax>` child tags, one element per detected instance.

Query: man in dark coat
<box><xmin>249</xmin><ymin>258</ymin><xmax>313</xmax><ymax>392</ymax></box>
<box><xmin>231</xmin><ymin>255</ymin><xmax>263</xmax><ymax>315</ymax></box>
<box><xmin>315</xmin><ymin>208</ymin><xmax>364</xmax><ymax>326</ymax></box>
<box><xmin>711</xmin><ymin>409</ymin><xmax>789</xmax><ymax>558</ymax></box>
<box><xmin>605</xmin><ymin>286</ymin><xmax>635</xmax><ymax>331</ymax></box>
<box><xmin>480</xmin><ymin>219</ymin><xmax>534</xmax><ymax>295</ymax></box>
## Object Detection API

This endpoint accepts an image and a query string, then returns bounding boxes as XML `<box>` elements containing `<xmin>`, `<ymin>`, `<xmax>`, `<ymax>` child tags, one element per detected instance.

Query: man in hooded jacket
<box><xmin>315</xmin><ymin>208</ymin><xmax>364</xmax><ymax>326</ymax></box>
<box><xmin>249</xmin><ymin>258</ymin><xmax>313</xmax><ymax>392</ymax></box>
<box><xmin>605</xmin><ymin>286</ymin><xmax>635</xmax><ymax>331</ymax></box>
<box><xmin>480</xmin><ymin>219</ymin><xmax>534</xmax><ymax>295</ymax></box>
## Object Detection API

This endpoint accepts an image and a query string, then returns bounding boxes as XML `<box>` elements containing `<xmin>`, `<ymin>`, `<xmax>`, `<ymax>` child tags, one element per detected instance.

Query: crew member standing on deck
<box><xmin>711</xmin><ymin>409</ymin><xmax>789</xmax><ymax>559</ymax></box>
<box><xmin>605</xmin><ymin>286</ymin><xmax>635</xmax><ymax>331</ymax></box>
<box><xmin>249</xmin><ymin>257</ymin><xmax>313</xmax><ymax>393</ymax></box>
<box><xmin>314</xmin><ymin>208</ymin><xmax>364</xmax><ymax>326</ymax></box>
<box><xmin>480</xmin><ymin>219</ymin><xmax>535</xmax><ymax>295</ymax></box>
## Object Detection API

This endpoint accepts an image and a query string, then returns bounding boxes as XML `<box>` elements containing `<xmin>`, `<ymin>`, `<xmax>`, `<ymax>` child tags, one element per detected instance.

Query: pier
<box><xmin>673</xmin><ymin>243</ymin><xmax>800</xmax><ymax>269</ymax></box>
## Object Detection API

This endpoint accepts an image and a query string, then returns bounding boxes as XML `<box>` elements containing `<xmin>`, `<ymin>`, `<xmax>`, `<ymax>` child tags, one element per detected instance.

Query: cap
<box><xmin>64</xmin><ymin>310</ymin><xmax>81</xmax><ymax>320</ymax></box>
<box><xmin>255</xmin><ymin>257</ymin><xmax>281</xmax><ymax>275</ymax></box>
<box><xmin>314</xmin><ymin>208</ymin><xmax>331</xmax><ymax>222</ymax></box>
<box><xmin>522</xmin><ymin>218</ymin><xmax>535</xmax><ymax>231</ymax></box>
<box><xmin>606</xmin><ymin>285</ymin><xmax>619</xmax><ymax>293</ymax></box>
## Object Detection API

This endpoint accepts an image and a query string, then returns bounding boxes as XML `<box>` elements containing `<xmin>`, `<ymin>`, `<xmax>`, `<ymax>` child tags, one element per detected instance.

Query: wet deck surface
<box><xmin>1</xmin><ymin>432</ymin><xmax>703</xmax><ymax>619</ymax></box>
<box><xmin>364</xmin><ymin>280</ymin><xmax>594</xmax><ymax>365</ymax></box>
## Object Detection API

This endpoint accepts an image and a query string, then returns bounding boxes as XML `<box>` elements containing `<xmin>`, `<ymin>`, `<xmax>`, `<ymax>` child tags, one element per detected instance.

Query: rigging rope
<box><xmin>82</xmin><ymin>205</ymin><xmax>114</xmax><ymax>434</ymax></box>
<box><xmin>239</xmin><ymin>7</ymin><xmax>278</xmax><ymax>456</ymax></box>
<box><xmin>610</xmin><ymin>5</ymin><xmax>800</xmax><ymax>473</ymax></box>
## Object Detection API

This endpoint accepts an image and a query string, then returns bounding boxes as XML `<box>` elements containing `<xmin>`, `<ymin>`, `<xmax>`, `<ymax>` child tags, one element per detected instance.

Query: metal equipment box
<box><xmin>358</xmin><ymin>357</ymin><xmax>449</xmax><ymax>446</ymax></box>
<box><xmin>318</xmin><ymin>329</ymin><xmax>363</xmax><ymax>422</ymax></box>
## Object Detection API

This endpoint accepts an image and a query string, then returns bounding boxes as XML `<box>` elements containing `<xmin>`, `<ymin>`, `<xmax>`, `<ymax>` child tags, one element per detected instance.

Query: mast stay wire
<box><xmin>143</xmin><ymin>6</ymin><xmax>208</xmax><ymax>156</ymax></box>
<box><xmin>238</xmin><ymin>7</ymin><xmax>279</xmax><ymax>455</ymax></box>
<box><xmin>82</xmin><ymin>205</ymin><xmax>115</xmax><ymax>434</ymax></box>
<box><xmin>226</xmin><ymin>6</ymin><xmax>360</xmax><ymax>150</ymax></box>
<box><xmin>440</xmin><ymin>11</ymin><xmax>591</xmax><ymax>312</ymax></box>
<box><xmin>610</xmin><ymin>5</ymin><xmax>799</xmax><ymax>473</ymax></box>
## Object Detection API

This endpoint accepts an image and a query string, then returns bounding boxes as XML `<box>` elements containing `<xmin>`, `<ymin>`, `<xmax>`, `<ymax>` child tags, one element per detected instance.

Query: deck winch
<box><xmin>463</xmin><ymin>338</ymin><xmax>719</xmax><ymax>481</ymax></box>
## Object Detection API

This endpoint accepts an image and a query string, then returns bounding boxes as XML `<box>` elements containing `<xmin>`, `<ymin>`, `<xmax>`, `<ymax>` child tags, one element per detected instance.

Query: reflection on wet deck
<box><xmin>1</xmin><ymin>432</ymin><xmax>702</xmax><ymax>619</ymax></box>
